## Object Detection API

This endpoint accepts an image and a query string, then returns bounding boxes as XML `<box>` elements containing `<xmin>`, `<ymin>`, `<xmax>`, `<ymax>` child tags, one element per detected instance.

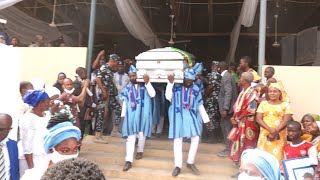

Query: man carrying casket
<box><xmin>165</xmin><ymin>68</ymin><xmax>212</xmax><ymax>177</ymax></box>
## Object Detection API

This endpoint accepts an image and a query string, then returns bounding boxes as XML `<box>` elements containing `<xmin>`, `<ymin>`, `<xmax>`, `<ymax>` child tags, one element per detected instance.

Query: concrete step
<box><xmin>82</xmin><ymin>135</ymin><xmax>226</xmax><ymax>153</ymax></box>
<box><xmin>80</xmin><ymin>150</ymin><xmax>233</xmax><ymax>165</ymax></box>
<box><xmin>80</xmin><ymin>151</ymin><xmax>236</xmax><ymax>175</ymax></box>
<box><xmin>81</xmin><ymin>135</ymin><xmax>238</xmax><ymax>179</ymax></box>
<box><xmin>101</xmin><ymin>164</ymin><xmax>235</xmax><ymax>180</ymax></box>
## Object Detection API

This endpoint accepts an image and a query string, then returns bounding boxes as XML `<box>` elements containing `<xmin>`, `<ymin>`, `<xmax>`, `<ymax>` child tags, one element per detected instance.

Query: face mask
<box><xmin>64</xmin><ymin>88</ymin><xmax>75</xmax><ymax>94</ymax></box>
<box><xmin>50</xmin><ymin>148</ymin><xmax>79</xmax><ymax>164</ymax></box>
<box><xmin>238</xmin><ymin>172</ymin><xmax>264</xmax><ymax>180</ymax></box>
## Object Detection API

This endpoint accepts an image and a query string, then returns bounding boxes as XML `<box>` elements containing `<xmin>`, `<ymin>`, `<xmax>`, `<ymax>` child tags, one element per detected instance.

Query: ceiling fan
<box><xmin>159</xmin><ymin>14</ymin><xmax>191</xmax><ymax>46</ymax></box>
<box><xmin>49</xmin><ymin>0</ymin><xmax>73</xmax><ymax>27</ymax></box>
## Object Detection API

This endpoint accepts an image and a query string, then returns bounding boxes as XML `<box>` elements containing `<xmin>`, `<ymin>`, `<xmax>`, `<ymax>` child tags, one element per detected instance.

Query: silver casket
<box><xmin>136</xmin><ymin>47</ymin><xmax>192</xmax><ymax>83</ymax></box>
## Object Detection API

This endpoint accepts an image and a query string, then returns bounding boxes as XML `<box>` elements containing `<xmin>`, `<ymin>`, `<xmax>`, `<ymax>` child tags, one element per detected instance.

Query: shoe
<box><xmin>186</xmin><ymin>163</ymin><xmax>200</xmax><ymax>175</ymax></box>
<box><xmin>217</xmin><ymin>149</ymin><xmax>229</xmax><ymax>157</ymax></box>
<box><xmin>94</xmin><ymin>132</ymin><xmax>108</xmax><ymax>144</ymax></box>
<box><xmin>156</xmin><ymin>133</ymin><xmax>161</xmax><ymax>138</ymax></box>
<box><xmin>123</xmin><ymin>161</ymin><xmax>132</xmax><ymax>171</ymax></box>
<box><xmin>135</xmin><ymin>152</ymin><xmax>143</xmax><ymax>160</ymax></box>
<box><xmin>172</xmin><ymin>167</ymin><xmax>181</xmax><ymax>177</ymax></box>
<box><xmin>110</xmin><ymin>126</ymin><xmax>122</xmax><ymax>138</ymax></box>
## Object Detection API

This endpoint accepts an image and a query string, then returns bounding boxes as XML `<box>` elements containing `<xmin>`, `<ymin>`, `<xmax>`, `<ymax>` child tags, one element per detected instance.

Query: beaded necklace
<box><xmin>129</xmin><ymin>84</ymin><xmax>139</xmax><ymax>108</ymax></box>
<box><xmin>182</xmin><ymin>86</ymin><xmax>193</xmax><ymax>110</ymax></box>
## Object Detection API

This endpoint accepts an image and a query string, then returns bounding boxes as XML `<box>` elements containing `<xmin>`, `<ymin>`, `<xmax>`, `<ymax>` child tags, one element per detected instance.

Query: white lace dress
<box><xmin>18</xmin><ymin>112</ymin><xmax>50</xmax><ymax>177</ymax></box>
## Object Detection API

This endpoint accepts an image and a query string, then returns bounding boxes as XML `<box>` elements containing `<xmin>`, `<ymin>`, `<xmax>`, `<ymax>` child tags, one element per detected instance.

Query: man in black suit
<box><xmin>217</xmin><ymin>62</ymin><xmax>238</xmax><ymax>157</ymax></box>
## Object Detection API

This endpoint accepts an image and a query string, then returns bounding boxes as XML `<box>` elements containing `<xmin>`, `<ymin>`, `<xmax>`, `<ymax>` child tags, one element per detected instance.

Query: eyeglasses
<box><xmin>0</xmin><ymin>128</ymin><xmax>12</xmax><ymax>132</ymax></box>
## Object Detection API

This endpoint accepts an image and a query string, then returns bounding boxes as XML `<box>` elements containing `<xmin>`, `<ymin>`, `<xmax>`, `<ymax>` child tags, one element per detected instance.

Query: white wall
<box><xmin>19</xmin><ymin>47</ymin><xmax>87</xmax><ymax>86</ymax></box>
<box><xmin>263</xmin><ymin>65</ymin><xmax>320</xmax><ymax>121</ymax></box>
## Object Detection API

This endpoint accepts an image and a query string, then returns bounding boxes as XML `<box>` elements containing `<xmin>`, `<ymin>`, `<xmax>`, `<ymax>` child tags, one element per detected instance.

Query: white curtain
<box><xmin>0</xmin><ymin>0</ymin><xmax>22</xmax><ymax>10</ymax></box>
<box><xmin>114</xmin><ymin>0</ymin><xmax>162</xmax><ymax>49</ymax></box>
<box><xmin>0</xmin><ymin>6</ymin><xmax>74</xmax><ymax>45</ymax></box>
<box><xmin>226</xmin><ymin>0</ymin><xmax>259</xmax><ymax>62</ymax></box>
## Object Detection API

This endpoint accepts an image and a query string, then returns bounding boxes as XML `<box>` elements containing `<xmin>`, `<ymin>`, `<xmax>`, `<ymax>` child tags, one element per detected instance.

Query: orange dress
<box><xmin>256</xmin><ymin>101</ymin><xmax>293</xmax><ymax>169</ymax></box>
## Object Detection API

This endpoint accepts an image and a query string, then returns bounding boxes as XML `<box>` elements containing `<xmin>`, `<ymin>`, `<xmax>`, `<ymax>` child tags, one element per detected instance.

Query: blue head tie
<box><xmin>23</xmin><ymin>90</ymin><xmax>49</xmax><ymax>107</ymax></box>
<box><xmin>193</xmin><ymin>62</ymin><xmax>204</xmax><ymax>75</ymax></box>
<box><xmin>43</xmin><ymin>121</ymin><xmax>81</xmax><ymax>154</ymax></box>
<box><xmin>184</xmin><ymin>68</ymin><xmax>196</xmax><ymax>80</ymax></box>
<box><xmin>241</xmin><ymin>149</ymin><xmax>284</xmax><ymax>180</ymax></box>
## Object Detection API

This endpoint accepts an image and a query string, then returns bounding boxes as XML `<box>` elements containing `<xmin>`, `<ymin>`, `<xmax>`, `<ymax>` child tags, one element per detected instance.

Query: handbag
<box><xmin>227</xmin><ymin>127</ymin><xmax>239</xmax><ymax>141</ymax></box>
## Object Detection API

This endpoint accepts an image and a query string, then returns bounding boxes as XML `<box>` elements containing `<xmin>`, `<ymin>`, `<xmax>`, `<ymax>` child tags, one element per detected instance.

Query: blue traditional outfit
<box><xmin>166</xmin><ymin>68</ymin><xmax>210</xmax><ymax>169</ymax></box>
<box><xmin>193</xmin><ymin>62</ymin><xmax>205</xmax><ymax>95</ymax></box>
<box><xmin>120</xmin><ymin>65</ymin><xmax>156</xmax><ymax>163</ymax></box>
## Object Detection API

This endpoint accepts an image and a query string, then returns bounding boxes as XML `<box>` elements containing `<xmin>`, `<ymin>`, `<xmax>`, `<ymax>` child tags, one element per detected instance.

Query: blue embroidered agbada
<box><xmin>193</xmin><ymin>62</ymin><xmax>205</xmax><ymax>95</ymax></box>
<box><xmin>120</xmin><ymin>65</ymin><xmax>154</xmax><ymax>138</ymax></box>
<box><xmin>194</xmin><ymin>79</ymin><xmax>204</xmax><ymax>95</ymax></box>
<box><xmin>120</xmin><ymin>83</ymin><xmax>153</xmax><ymax>138</ymax></box>
<box><xmin>167</xmin><ymin>68</ymin><xmax>204</xmax><ymax>139</ymax></box>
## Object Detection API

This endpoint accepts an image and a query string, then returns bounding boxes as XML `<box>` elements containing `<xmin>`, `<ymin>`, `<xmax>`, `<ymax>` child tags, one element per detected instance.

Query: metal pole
<box><xmin>258</xmin><ymin>0</ymin><xmax>267</xmax><ymax>75</ymax></box>
<box><xmin>86</xmin><ymin>0</ymin><xmax>97</xmax><ymax>77</ymax></box>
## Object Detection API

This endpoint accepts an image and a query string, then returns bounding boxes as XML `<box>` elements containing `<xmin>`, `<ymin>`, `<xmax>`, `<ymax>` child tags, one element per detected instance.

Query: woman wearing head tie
<box><xmin>256</xmin><ymin>82</ymin><xmax>293</xmax><ymax>171</ymax></box>
<box><xmin>21</xmin><ymin>114</ymin><xmax>81</xmax><ymax>180</ymax></box>
<box><xmin>18</xmin><ymin>90</ymin><xmax>51</xmax><ymax>177</ymax></box>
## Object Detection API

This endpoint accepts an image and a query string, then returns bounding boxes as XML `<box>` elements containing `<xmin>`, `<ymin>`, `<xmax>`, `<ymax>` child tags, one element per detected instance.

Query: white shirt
<box><xmin>121</xmin><ymin>83</ymin><xmax>156</xmax><ymax>117</ymax></box>
<box><xmin>165</xmin><ymin>82</ymin><xmax>210</xmax><ymax>123</ymax></box>
<box><xmin>20</xmin><ymin>166</ymin><xmax>47</xmax><ymax>180</ymax></box>
<box><xmin>1</xmin><ymin>138</ymin><xmax>10</xmax><ymax>180</ymax></box>
<box><xmin>18</xmin><ymin>112</ymin><xmax>50</xmax><ymax>159</ymax></box>
<box><xmin>8</xmin><ymin>97</ymin><xmax>31</xmax><ymax>141</ymax></box>
<box><xmin>114</xmin><ymin>72</ymin><xmax>130</xmax><ymax>105</ymax></box>
<box><xmin>114</xmin><ymin>72</ymin><xmax>130</xmax><ymax>94</ymax></box>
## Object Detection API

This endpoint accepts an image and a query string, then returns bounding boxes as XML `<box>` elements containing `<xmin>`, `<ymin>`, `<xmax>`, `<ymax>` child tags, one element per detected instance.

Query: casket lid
<box><xmin>135</xmin><ymin>47</ymin><xmax>195</xmax><ymax>65</ymax></box>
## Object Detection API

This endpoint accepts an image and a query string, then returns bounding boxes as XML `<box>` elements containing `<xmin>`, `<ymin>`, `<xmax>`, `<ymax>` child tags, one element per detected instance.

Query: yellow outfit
<box><xmin>249</xmin><ymin>68</ymin><xmax>261</xmax><ymax>81</ymax></box>
<box><xmin>256</xmin><ymin>101</ymin><xmax>293</xmax><ymax>169</ymax></box>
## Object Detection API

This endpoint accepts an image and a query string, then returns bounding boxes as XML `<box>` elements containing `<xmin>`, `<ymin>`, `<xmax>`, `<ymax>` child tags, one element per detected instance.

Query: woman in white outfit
<box><xmin>18</xmin><ymin>90</ymin><xmax>51</xmax><ymax>177</ymax></box>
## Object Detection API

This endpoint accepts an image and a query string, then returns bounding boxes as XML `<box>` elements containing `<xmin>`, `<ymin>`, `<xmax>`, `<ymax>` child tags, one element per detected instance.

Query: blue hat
<box><xmin>129</xmin><ymin>65</ymin><xmax>138</xmax><ymax>74</ymax></box>
<box><xmin>43</xmin><ymin>121</ymin><xmax>81</xmax><ymax>154</ymax></box>
<box><xmin>193</xmin><ymin>62</ymin><xmax>204</xmax><ymax>75</ymax></box>
<box><xmin>184</xmin><ymin>68</ymin><xmax>196</xmax><ymax>80</ymax></box>
<box><xmin>23</xmin><ymin>90</ymin><xmax>49</xmax><ymax>107</ymax></box>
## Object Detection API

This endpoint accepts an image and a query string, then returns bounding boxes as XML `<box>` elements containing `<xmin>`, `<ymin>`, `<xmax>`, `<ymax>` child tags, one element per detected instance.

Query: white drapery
<box><xmin>0</xmin><ymin>6</ymin><xmax>73</xmax><ymax>45</ymax></box>
<box><xmin>0</xmin><ymin>0</ymin><xmax>22</xmax><ymax>10</ymax></box>
<box><xmin>114</xmin><ymin>0</ymin><xmax>162</xmax><ymax>49</ymax></box>
<box><xmin>226</xmin><ymin>0</ymin><xmax>258</xmax><ymax>62</ymax></box>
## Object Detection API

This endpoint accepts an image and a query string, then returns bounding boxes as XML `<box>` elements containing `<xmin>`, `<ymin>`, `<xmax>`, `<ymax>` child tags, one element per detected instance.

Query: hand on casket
<box><xmin>143</xmin><ymin>74</ymin><xmax>150</xmax><ymax>84</ymax></box>
<box><xmin>167</xmin><ymin>74</ymin><xmax>175</xmax><ymax>84</ymax></box>
<box><xmin>205</xmin><ymin>121</ymin><xmax>213</xmax><ymax>131</ymax></box>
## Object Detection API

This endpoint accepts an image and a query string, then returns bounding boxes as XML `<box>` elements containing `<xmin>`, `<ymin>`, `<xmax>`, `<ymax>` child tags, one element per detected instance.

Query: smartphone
<box><xmin>267</xmin><ymin>134</ymin><xmax>280</xmax><ymax>141</ymax></box>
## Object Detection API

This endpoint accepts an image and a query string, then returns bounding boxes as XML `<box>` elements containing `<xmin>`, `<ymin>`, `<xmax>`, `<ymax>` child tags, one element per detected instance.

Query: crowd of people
<box><xmin>2</xmin><ymin>33</ymin><xmax>320</xmax><ymax>179</ymax></box>
<box><xmin>0</xmin><ymin>34</ymin><xmax>67</xmax><ymax>47</ymax></box>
